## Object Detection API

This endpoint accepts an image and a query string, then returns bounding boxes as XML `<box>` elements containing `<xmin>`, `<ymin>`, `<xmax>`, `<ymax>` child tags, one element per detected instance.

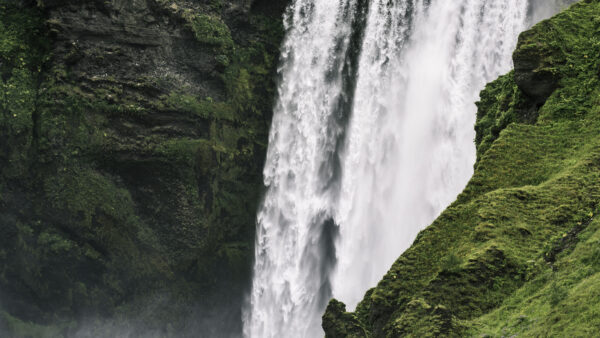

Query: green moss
<box><xmin>178</xmin><ymin>10</ymin><xmax>283</xmax><ymax>126</ymax></box>
<box><xmin>37</xmin><ymin>231</ymin><xmax>75</xmax><ymax>253</ymax></box>
<box><xmin>221</xmin><ymin>31</ymin><xmax>280</xmax><ymax>119</ymax></box>
<box><xmin>43</xmin><ymin>167</ymin><xmax>137</xmax><ymax>229</ymax></box>
<box><xmin>471</xmin><ymin>216</ymin><xmax>600</xmax><ymax>337</ymax></box>
<box><xmin>0</xmin><ymin>4</ymin><xmax>48</xmax><ymax>160</ymax></box>
<box><xmin>156</xmin><ymin>138</ymin><xmax>212</xmax><ymax>165</ymax></box>
<box><xmin>322</xmin><ymin>299</ymin><xmax>369</xmax><ymax>338</ymax></box>
<box><xmin>474</xmin><ymin>72</ymin><xmax>529</xmax><ymax>164</ymax></box>
<box><xmin>187</xmin><ymin>13</ymin><xmax>234</xmax><ymax>53</ymax></box>
<box><xmin>164</xmin><ymin>92</ymin><xmax>235</xmax><ymax>120</ymax></box>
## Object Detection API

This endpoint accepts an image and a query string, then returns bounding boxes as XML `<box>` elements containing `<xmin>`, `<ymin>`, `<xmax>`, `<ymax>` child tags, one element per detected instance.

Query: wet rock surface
<box><xmin>0</xmin><ymin>0</ymin><xmax>287</xmax><ymax>335</ymax></box>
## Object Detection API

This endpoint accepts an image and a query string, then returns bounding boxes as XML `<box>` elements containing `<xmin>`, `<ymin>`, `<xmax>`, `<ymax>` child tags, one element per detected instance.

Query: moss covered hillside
<box><xmin>0</xmin><ymin>0</ymin><xmax>287</xmax><ymax>336</ymax></box>
<box><xmin>323</xmin><ymin>0</ymin><xmax>600</xmax><ymax>336</ymax></box>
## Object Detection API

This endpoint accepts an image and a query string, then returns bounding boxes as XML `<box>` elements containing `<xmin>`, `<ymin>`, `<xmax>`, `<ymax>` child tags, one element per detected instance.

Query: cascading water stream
<box><xmin>244</xmin><ymin>0</ymin><xmax>572</xmax><ymax>337</ymax></box>
<box><xmin>242</xmin><ymin>1</ymin><xmax>361</xmax><ymax>337</ymax></box>
<box><xmin>332</xmin><ymin>0</ymin><xmax>530</xmax><ymax>309</ymax></box>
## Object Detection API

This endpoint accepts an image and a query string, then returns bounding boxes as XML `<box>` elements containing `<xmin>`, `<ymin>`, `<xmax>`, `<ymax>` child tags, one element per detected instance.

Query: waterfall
<box><xmin>242</xmin><ymin>1</ymin><xmax>361</xmax><ymax>337</ymax></box>
<box><xmin>331</xmin><ymin>0</ymin><xmax>530</xmax><ymax>308</ymax></box>
<box><xmin>244</xmin><ymin>0</ymin><xmax>571</xmax><ymax>337</ymax></box>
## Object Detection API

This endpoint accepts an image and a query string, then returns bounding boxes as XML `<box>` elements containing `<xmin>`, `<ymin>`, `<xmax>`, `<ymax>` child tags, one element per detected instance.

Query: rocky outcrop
<box><xmin>513</xmin><ymin>21</ymin><xmax>565</xmax><ymax>104</ymax></box>
<box><xmin>322</xmin><ymin>300</ymin><xmax>368</xmax><ymax>338</ymax></box>
<box><xmin>0</xmin><ymin>0</ymin><xmax>287</xmax><ymax>335</ymax></box>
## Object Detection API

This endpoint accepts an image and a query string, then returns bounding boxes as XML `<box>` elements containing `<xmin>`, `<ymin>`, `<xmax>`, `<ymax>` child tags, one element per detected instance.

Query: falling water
<box><xmin>244</xmin><ymin>0</ymin><xmax>572</xmax><ymax>337</ymax></box>
<box><xmin>332</xmin><ymin>0</ymin><xmax>531</xmax><ymax>308</ymax></box>
<box><xmin>242</xmin><ymin>1</ymin><xmax>361</xmax><ymax>337</ymax></box>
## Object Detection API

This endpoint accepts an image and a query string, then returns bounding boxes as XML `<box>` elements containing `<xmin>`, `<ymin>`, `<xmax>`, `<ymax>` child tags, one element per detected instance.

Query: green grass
<box><xmin>471</xmin><ymin>216</ymin><xmax>600</xmax><ymax>337</ymax></box>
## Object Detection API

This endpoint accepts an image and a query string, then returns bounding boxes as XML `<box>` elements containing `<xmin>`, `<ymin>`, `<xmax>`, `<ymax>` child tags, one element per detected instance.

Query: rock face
<box><xmin>0</xmin><ymin>0</ymin><xmax>287</xmax><ymax>335</ymax></box>
<box><xmin>322</xmin><ymin>299</ymin><xmax>368</xmax><ymax>338</ymax></box>
<box><xmin>513</xmin><ymin>21</ymin><xmax>565</xmax><ymax>104</ymax></box>
<box><xmin>323</xmin><ymin>1</ymin><xmax>600</xmax><ymax>337</ymax></box>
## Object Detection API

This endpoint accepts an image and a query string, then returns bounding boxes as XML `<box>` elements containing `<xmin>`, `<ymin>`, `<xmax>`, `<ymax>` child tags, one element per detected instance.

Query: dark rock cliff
<box><xmin>0</xmin><ymin>0</ymin><xmax>287</xmax><ymax>336</ymax></box>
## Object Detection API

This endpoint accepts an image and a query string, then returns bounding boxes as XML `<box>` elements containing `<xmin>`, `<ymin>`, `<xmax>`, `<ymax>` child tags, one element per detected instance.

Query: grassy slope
<box><xmin>323</xmin><ymin>0</ymin><xmax>600</xmax><ymax>336</ymax></box>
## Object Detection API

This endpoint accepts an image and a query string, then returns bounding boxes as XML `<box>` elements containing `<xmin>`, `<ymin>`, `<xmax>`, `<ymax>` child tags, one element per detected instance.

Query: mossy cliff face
<box><xmin>323</xmin><ymin>0</ymin><xmax>600</xmax><ymax>336</ymax></box>
<box><xmin>0</xmin><ymin>0</ymin><xmax>287</xmax><ymax>335</ymax></box>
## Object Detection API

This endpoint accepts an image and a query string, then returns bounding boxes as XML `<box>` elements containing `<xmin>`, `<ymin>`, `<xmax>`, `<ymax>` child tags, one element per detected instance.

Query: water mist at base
<box><xmin>244</xmin><ymin>0</ymin><xmax>573</xmax><ymax>337</ymax></box>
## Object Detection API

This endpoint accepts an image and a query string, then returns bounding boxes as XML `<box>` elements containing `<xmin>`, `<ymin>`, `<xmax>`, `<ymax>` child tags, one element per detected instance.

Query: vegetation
<box><xmin>323</xmin><ymin>1</ymin><xmax>600</xmax><ymax>336</ymax></box>
<box><xmin>4</xmin><ymin>0</ymin><xmax>599</xmax><ymax>336</ymax></box>
<box><xmin>188</xmin><ymin>13</ymin><xmax>234</xmax><ymax>52</ymax></box>
<box><xmin>0</xmin><ymin>0</ymin><xmax>285</xmax><ymax>336</ymax></box>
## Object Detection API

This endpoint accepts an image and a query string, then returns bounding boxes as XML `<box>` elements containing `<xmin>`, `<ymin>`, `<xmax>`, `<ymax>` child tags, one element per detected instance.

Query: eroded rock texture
<box><xmin>0</xmin><ymin>0</ymin><xmax>287</xmax><ymax>335</ymax></box>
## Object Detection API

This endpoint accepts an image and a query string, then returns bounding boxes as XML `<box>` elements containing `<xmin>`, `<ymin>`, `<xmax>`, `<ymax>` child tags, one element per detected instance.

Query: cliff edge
<box><xmin>324</xmin><ymin>1</ymin><xmax>600</xmax><ymax>336</ymax></box>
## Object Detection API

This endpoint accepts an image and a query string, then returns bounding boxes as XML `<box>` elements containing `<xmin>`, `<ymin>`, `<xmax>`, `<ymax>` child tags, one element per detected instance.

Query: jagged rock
<box><xmin>322</xmin><ymin>299</ymin><xmax>368</xmax><ymax>338</ymax></box>
<box><xmin>513</xmin><ymin>20</ymin><xmax>565</xmax><ymax>104</ymax></box>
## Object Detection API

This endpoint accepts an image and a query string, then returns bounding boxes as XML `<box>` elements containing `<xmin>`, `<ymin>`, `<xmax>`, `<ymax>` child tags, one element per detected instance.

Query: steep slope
<box><xmin>0</xmin><ymin>0</ymin><xmax>286</xmax><ymax>336</ymax></box>
<box><xmin>323</xmin><ymin>0</ymin><xmax>600</xmax><ymax>336</ymax></box>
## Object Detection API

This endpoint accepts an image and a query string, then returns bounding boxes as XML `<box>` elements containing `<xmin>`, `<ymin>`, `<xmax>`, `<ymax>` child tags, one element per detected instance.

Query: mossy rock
<box><xmin>0</xmin><ymin>0</ymin><xmax>287</xmax><ymax>335</ymax></box>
